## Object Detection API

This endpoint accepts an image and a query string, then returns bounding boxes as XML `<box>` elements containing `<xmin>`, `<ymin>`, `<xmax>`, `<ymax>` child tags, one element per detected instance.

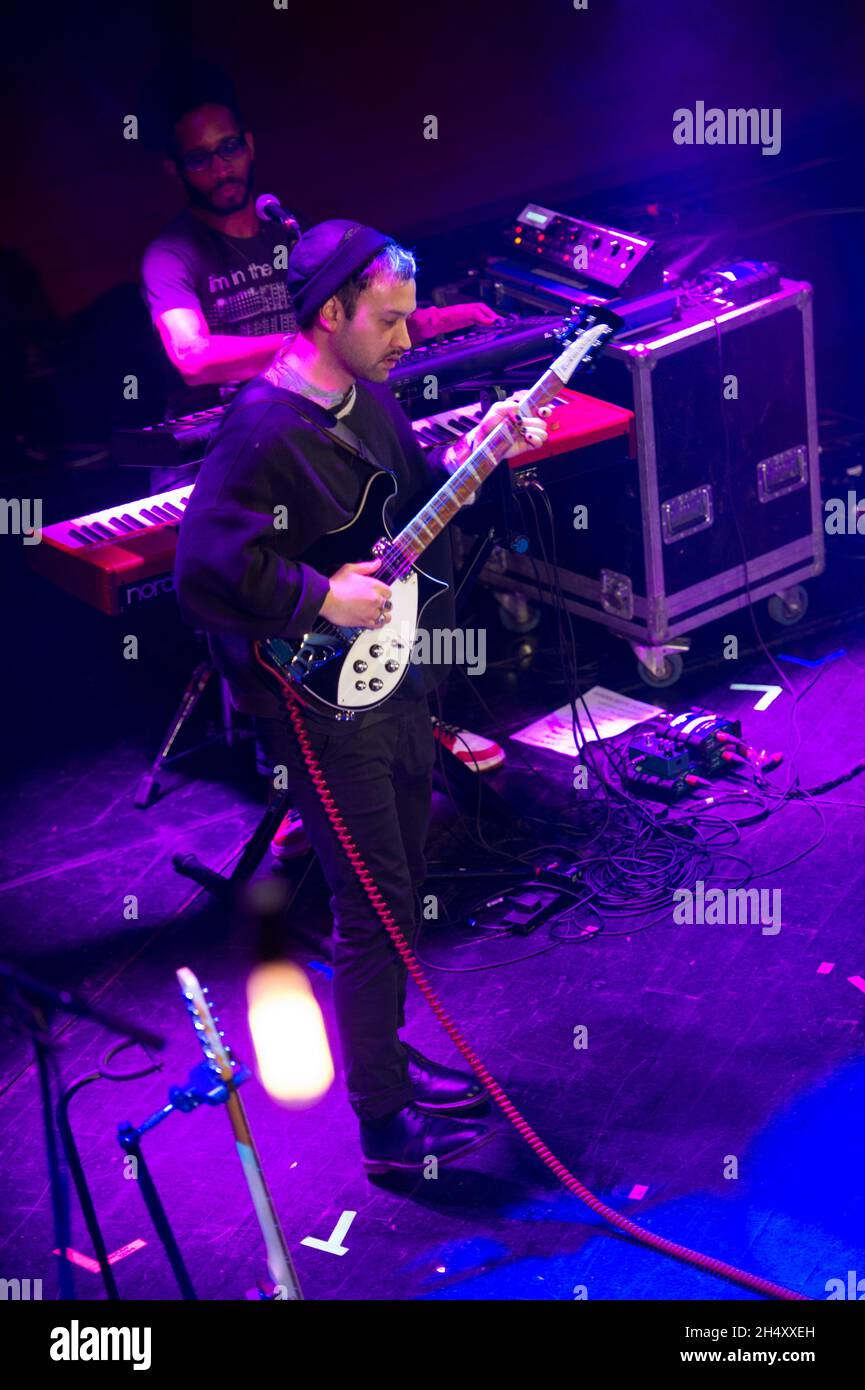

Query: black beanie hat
<box><xmin>287</xmin><ymin>219</ymin><xmax>394</xmax><ymax>322</ymax></box>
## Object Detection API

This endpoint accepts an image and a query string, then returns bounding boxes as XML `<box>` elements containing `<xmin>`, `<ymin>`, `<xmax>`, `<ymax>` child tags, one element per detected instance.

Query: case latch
<box><xmin>601</xmin><ymin>569</ymin><xmax>634</xmax><ymax>619</ymax></box>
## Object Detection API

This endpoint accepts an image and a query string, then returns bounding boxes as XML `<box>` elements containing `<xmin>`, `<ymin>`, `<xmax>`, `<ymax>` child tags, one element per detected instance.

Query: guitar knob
<box><xmin>353</xmin><ymin>660</ymin><xmax>368</xmax><ymax>672</ymax></box>
<box><xmin>369</xmin><ymin>678</ymin><xmax>384</xmax><ymax>692</ymax></box>
<box><xmin>385</xmin><ymin>660</ymin><xmax>399</xmax><ymax>672</ymax></box>
<box><xmin>369</xmin><ymin>645</ymin><xmax>383</xmax><ymax>658</ymax></box>
<box><xmin>355</xmin><ymin>680</ymin><xmax>367</xmax><ymax>690</ymax></box>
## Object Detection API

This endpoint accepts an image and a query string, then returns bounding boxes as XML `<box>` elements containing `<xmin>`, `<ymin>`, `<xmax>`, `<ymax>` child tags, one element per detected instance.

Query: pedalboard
<box><xmin>624</xmin><ymin>707</ymin><xmax>745</xmax><ymax>802</ymax></box>
<box><xmin>468</xmin><ymin>885</ymin><xmax>567</xmax><ymax>935</ymax></box>
<box><xmin>658</xmin><ymin>708</ymin><xmax>743</xmax><ymax>772</ymax></box>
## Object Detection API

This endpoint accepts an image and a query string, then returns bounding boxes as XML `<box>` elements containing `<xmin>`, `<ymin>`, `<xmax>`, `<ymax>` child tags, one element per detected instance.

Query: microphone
<box><xmin>255</xmin><ymin>193</ymin><xmax>301</xmax><ymax>243</ymax></box>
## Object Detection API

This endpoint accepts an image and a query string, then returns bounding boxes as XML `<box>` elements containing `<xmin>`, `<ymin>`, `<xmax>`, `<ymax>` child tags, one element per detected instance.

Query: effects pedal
<box><xmin>654</xmin><ymin>708</ymin><xmax>743</xmax><ymax>773</ymax></box>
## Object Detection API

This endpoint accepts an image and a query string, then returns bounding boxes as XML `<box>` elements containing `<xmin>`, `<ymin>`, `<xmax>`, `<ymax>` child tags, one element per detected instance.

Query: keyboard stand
<box><xmin>171</xmin><ymin>786</ymin><xmax>300</xmax><ymax>899</ymax></box>
<box><xmin>134</xmin><ymin>657</ymin><xmax>242</xmax><ymax>809</ymax></box>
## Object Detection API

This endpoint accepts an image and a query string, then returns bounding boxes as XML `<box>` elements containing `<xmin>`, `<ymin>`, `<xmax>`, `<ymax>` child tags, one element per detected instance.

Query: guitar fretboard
<box><xmin>394</xmin><ymin>365</ymin><xmax>562</xmax><ymax>563</ymax></box>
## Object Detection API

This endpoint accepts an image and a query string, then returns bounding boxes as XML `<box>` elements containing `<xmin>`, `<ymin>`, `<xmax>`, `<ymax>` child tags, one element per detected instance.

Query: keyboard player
<box><xmin>139</xmin><ymin>61</ymin><xmax>501</xmax><ymax>490</ymax></box>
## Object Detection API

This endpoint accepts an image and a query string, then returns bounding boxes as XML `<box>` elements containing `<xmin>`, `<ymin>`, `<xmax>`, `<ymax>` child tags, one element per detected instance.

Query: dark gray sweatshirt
<box><xmin>174</xmin><ymin>374</ymin><xmax>456</xmax><ymax>721</ymax></box>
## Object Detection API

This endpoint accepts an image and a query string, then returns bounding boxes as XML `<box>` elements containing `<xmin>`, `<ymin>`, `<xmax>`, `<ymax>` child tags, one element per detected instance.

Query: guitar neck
<box><xmin>393</xmin><ymin>365</ymin><xmax>563</xmax><ymax>564</ymax></box>
<box><xmin>224</xmin><ymin>1089</ymin><xmax>303</xmax><ymax>1300</ymax></box>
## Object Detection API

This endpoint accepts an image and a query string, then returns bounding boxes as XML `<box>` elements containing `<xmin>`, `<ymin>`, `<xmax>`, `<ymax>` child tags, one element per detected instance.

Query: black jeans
<box><xmin>255</xmin><ymin>698</ymin><xmax>435</xmax><ymax>1121</ymax></box>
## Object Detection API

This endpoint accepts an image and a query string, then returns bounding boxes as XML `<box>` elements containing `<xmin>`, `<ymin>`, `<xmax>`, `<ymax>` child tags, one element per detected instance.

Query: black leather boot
<box><xmin>403</xmin><ymin>1041</ymin><xmax>488</xmax><ymax>1113</ymax></box>
<box><xmin>359</xmin><ymin>1103</ymin><xmax>494</xmax><ymax>1174</ymax></box>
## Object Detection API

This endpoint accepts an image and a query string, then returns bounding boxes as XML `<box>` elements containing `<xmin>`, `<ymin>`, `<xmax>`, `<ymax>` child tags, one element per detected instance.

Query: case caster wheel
<box><xmin>496</xmin><ymin>592</ymin><xmax>541</xmax><ymax>633</ymax></box>
<box><xmin>768</xmin><ymin>585</ymin><xmax>808</xmax><ymax>626</ymax></box>
<box><xmin>637</xmin><ymin>652</ymin><xmax>683</xmax><ymax>688</ymax></box>
<box><xmin>513</xmin><ymin>634</ymin><xmax>539</xmax><ymax>670</ymax></box>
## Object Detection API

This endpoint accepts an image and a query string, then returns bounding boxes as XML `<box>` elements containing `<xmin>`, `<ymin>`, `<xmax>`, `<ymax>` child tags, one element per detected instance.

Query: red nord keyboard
<box><xmin>29</xmin><ymin>390</ymin><xmax>632</xmax><ymax>614</ymax></box>
<box><xmin>27</xmin><ymin>485</ymin><xmax>194</xmax><ymax>615</ymax></box>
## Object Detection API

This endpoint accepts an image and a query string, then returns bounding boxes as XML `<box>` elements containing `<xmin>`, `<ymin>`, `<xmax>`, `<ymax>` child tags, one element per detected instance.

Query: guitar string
<box><xmin>299</xmin><ymin>385</ymin><xmax>555</xmax><ymax>652</ymax></box>
<box><xmin>303</xmin><ymin>419</ymin><xmax>516</xmax><ymax>646</ymax></box>
<box><xmin>290</xmin><ymin>329</ymin><xmax>609</xmax><ymax>653</ymax></box>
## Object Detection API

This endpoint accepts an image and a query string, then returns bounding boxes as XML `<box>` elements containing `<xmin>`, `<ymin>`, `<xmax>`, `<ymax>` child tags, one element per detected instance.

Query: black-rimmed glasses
<box><xmin>179</xmin><ymin>134</ymin><xmax>247</xmax><ymax>174</ymax></box>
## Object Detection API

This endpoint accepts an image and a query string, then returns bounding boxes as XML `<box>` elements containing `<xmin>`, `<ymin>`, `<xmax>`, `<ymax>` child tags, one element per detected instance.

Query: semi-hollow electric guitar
<box><xmin>254</xmin><ymin>306</ymin><xmax>621</xmax><ymax>720</ymax></box>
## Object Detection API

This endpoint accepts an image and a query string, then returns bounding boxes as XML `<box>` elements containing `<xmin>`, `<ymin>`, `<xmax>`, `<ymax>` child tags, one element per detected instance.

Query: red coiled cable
<box><xmin>280</xmin><ymin>683</ymin><xmax>808</xmax><ymax>1301</ymax></box>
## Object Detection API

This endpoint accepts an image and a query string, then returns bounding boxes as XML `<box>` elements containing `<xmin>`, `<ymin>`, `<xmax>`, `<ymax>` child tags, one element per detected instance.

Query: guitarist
<box><xmin>174</xmin><ymin>220</ymin><xmax>548</xmax><ymax>1173</ymax></box>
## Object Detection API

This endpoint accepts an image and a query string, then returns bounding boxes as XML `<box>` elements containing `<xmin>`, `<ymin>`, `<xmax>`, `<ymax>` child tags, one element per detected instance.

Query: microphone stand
<box><xmin>0</xmin><ymin>962</ymin><xmax>165</xmax><ymax>1299</ymax></box>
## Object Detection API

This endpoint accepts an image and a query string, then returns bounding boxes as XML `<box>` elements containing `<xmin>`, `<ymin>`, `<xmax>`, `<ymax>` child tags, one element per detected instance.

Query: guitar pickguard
<box><xmin>258</xmin><ymin>561</ymin><xmax>443</xmax><ymax>718</ymax></box>
<box><xmin>336</xmin><ymin>571</ymin><xmax>418</xmax><ymax>708</ymax></box>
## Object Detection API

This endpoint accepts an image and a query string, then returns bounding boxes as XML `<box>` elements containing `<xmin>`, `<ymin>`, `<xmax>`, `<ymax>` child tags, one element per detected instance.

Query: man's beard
<box><xmin>182</xmin><ymin>162</ymin><xmax>255</xmax><ymax>217</ymax></box>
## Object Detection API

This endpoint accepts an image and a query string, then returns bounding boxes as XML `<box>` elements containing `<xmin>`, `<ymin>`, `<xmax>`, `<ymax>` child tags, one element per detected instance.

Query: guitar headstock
<box><xmin>177</xmin><ymin>966</ymin><xmax>238</xmax><ymax>1085</ymax></box>
<box><xmin>548</xmin><ymin>304</ymin><xmax>623</xmax><ymax>381</ymax></box>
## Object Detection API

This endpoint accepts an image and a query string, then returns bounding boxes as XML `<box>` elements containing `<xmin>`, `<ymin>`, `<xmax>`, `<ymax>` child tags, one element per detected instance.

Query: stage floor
<box><xmin>2</xmin><ymin>554</ymin><xmax>864</xmax><ymax>1302</ymax></box>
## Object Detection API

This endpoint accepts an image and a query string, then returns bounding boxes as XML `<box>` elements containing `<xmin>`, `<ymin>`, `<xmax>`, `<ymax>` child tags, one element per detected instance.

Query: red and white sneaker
<box><xmin>270</xmin><ymin>807</ymin><xmax>312</xmax><ymax>860</ymax></box>
<box><xmin>430</xmin><ymin>718</ymin><xmax>505</xmax><ymax>773</ymax></box>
